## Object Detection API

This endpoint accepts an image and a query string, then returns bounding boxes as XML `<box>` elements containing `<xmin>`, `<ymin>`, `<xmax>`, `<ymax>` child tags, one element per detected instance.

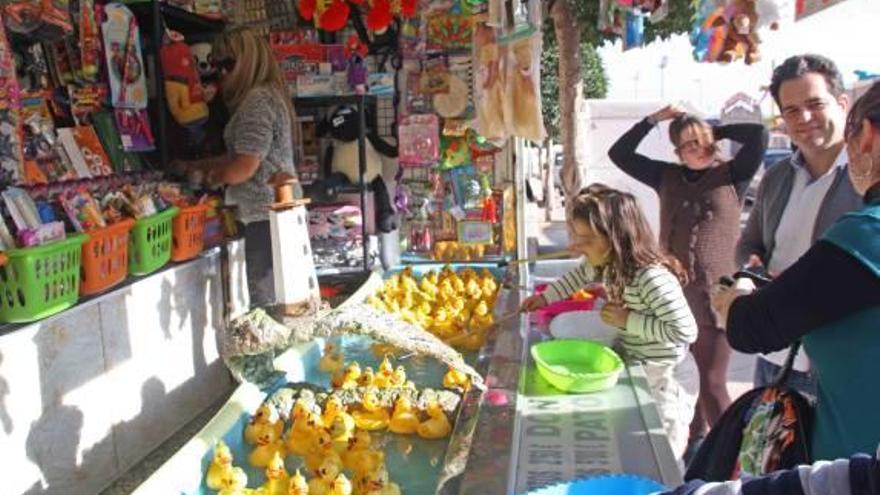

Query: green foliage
<box><xmin>540</xmin><ymin>41</ymin><xmax>608</xmax><ymax>141</ymax></box>
<box><xmin>540</xmin><ymin>0</ymin><xmax>696</xmax><ymax>140</ymax></box>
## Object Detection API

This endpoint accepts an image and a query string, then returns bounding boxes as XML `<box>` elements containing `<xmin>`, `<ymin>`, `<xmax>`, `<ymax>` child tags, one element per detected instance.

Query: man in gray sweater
<box><xmin>736</xmin><ymin>54</ymin><xmax>862</xmax><ymax>395</ymax></box>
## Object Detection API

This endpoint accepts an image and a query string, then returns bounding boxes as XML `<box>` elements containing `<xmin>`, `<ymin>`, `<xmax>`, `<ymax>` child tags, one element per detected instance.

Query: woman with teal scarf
<box><xmin>663</xmin><ymin>81</ymin><xmax>880</xmax><ymax>495</ymax></box>
<box><xmin>712</xmin><ymin>80</ymin><xmax>880</xmax><ymax>463</ymax></box>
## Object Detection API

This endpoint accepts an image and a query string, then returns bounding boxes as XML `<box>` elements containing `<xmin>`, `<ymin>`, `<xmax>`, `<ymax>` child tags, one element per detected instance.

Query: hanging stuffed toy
<box><xmin>160</xmin><ymin>30</ymin><xmax>209</xmax><ymax>131</ymax></box>
<box><xmin>344</xmin><ymin>34</ymin><xmax>369</xmax><ymax>92</ymax></box>
<box><xmin>714</xmin><ymin>0</ymin><xmax>761</xmax><ymax>65</ymax></box>
<box><xmin>189</xmin><ymin>42</ymin><xmax>219</xmax><ymax>103</ymax></box>
<box><xmin>505</xmin><ymin>33</ymin><xmax>545</xmax><ymax>142</ymax></box>
<box><xmin>474</xmin><ymin>22</ymin><xmax>506</xmax><ymax>142</ymax></box>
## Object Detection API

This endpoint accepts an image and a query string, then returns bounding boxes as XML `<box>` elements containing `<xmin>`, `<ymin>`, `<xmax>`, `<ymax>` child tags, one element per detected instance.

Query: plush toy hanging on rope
<box><xmin>363</xmin><ymin>0</ymin><xmax>417</xmax><ymax>33</ymax></box>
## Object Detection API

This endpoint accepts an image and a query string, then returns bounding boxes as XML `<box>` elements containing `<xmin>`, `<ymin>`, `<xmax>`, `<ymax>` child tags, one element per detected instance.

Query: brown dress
<box><xmin>658</xmin><ymin>163</ymin><xmax>741</xmax><ymax>326</ymax></box>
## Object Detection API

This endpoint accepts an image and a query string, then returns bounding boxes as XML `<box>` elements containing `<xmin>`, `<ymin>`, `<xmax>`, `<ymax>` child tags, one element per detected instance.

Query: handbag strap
<box><xmin>771</xmin><ymin>340</ymin><xmax>803</xmax><ymax>387</ymax></box>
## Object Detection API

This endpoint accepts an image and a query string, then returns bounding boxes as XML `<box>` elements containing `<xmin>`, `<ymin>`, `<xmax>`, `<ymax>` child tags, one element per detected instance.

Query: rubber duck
<box><xmin>398</xmin><ymin>308</ymin><xmax>420</xmax><ymax>325</ymax></box>
<box><xmin>287</xmin><ymin>469</ymin><xmax>309</xmax><ymax>495</ymax></box>
<box><xmin>286</xmin><ymin>410</ymin><xmax>321</xmax><ymax>457</ymax></box>
<box><xmin>352</xmin><ymin>388</ymin><xmax>390</xmax><ymax>431</ymax></box>
<box><xmin>207</xmin><ymin>440</ymin><xmax>236</xmax><ymax>490</ymax></box>
<box><xmin>249</xmin><ymin>427</ymin><xmax>286</xmax><ymax>468</ymax></box>
<box><xmin>327</xmin><ymin>414</ymin><xmax>355</xmax><ymax>454</ymax></box>
<box><xmin>304</xmin><ymin>429</ymin><xmax>342</xmax><ymax>476</ymax></box>
<box><xmin>417</xmin><ymin>400</ymin><xmax>452</xmax><ymax>439</ymax></box>
<box><xmin>465</xmin><ymin>279</ymin><xmax>483</xmax><ymax>300</ymax></box>
<box><xmin>217</xmin><ymin>466</ymin><xmax>251</xmax><ymax>495</ymax></box>
<box><xmin>430</xmin><ymin>308</ymin><xmax>457</xmax><ymax>339</ymax></box>
<box><xmin>458</xmin><ymin>328</ymin><xmax>487</xmax><ymax>352</ymax></box>
<box><xmin>341</xmin><ymin>429</ymin><xmax>380</xmax><ymax>471</ymax></box>
<box><xmin>443</xmin><ymin>367</ymin><xmax>471</xmax><ymax>390</ymax></box>
<box><xmin>419</xmin><ymin>277</ymin><xmax>438</xmax><ymax>297</ymax></box>
<box><xmin>327</xmin><ymin>474</ymin><xmax>353</xmax><ymax>495</ymax></box>
<box><xmin>258</xmin><ymin>451</ymin><xmax>290</xmax><ymax>495</ymax></box>
<box><xmin>388</xmin><ymin>396</ymin><xmax>420</xmax><ymax>435</ymax></box>
<box><xmin>320</xmin><ymin>395</ymin><xmax>345</xmax><ymax>427</ymax></box>
<box><xmin>390</xmin><ymin>366</ymin><xmax>407</xmax><ymax>388</ymax></box>
<box><xmin>470</xmin><ymin>300</ymin><xmax>494</xmax><ymax>330</ymax></box>
<box><xmin>374</xmin><ymin>357</ymin><xmax>395</xmax><ymax>389</ymax></box>
<box><xmin>245</xmin><ymin>403</ymin><xmax>284</xmax><ymax>445</ymax></box>
<box><xmin>358</xmin><ymin>464</ymin><xmax>401</xmax><ymax>495</ymax></box>
<box><xmin>332</xmin><ymin>362</ymin><xmax>361</xmax><ymax>390</ymax></box>
<box><xmin>367</xmin><ymin>294</ymin><xmax>386</xmax><ymax>312</ymax></box>
<box><xmin>353</xmin><ymin>366</ymin><xmax>374</xmax><ymax>387</ymax></box>
<box><xmin>307</xmin><ymin>455</ymin><xmax>340</xmax><ymax>495</ymax></box>
<box><xmin>319</xmin><ymin>342</ymin><xmax>345</xmax><ymax>374</ymax></box>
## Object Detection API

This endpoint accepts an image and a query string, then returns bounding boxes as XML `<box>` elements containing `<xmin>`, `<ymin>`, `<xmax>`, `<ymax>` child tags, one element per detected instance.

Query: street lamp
<box><xmin>659</xmin><ymin>55</ymin><xmax>668</xmax><ymax>100</ymax></box>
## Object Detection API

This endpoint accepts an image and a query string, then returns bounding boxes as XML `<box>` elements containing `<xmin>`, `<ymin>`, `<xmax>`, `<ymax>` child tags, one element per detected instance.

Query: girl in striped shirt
<box><xmin>521</xmin><ymin>185</ymin><xmax>699</xmax><ymax>459</ymax></box>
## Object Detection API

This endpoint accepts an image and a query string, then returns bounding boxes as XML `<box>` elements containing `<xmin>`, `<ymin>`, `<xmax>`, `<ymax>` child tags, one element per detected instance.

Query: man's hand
<box><xmin>520</xmin><ymin>294</ymin><xmax>548</xmax><ymax>313</ymax></box>
<box><xmin>600</xmin><ymin>303</ymin><xmax>630</xmax><ymax>328</ymax></box>
<box><xmin>710</xmin><ymin>278</ymin><xmax>756</xmax><ymax>330</ymax></box>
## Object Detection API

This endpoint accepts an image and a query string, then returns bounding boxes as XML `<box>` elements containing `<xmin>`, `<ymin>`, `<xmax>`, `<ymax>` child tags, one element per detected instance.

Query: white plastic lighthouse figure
<box><xmin>268</xmin><ymin>174</ymin><xmax>320</xmax><ymax>315</ymax></box>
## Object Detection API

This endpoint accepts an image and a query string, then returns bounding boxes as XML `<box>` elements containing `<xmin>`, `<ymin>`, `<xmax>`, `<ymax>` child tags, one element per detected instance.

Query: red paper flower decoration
<box><xmin>318</xmin><ymin>0</ymin><xmax>350</xmax><ymax>31</ymax></box>
<box><xmin>400</xmin><ymin>0</ymin><xmax>416</xmax><ymax>17</ymax></box>
<box><xmin>366</xmin><ymin>0</ymin><xmax>393</xmax><ymax>31</ymax></box>
<box><xmin>298</xmin><ymin>0</ymin><xmax>316</xmax><ymax>20</ymax></box>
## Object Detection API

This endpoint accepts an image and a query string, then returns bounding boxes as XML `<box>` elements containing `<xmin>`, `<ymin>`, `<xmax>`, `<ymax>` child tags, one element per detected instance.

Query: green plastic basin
<box><xmin>530</xmin><ymin>339</ymin><xmax>624</xmax><ymax>393</ymax></box>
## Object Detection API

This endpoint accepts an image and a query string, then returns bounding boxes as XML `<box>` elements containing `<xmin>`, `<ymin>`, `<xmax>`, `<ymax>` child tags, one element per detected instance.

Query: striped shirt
<box><xmin>543</xmin><ymin>262</ymin><xmax>698</xmax><ymax>363</ymax></box>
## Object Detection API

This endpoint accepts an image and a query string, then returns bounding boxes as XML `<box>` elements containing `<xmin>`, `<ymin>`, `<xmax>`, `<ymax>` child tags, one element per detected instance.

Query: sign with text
<box><xmin>515</xmin><ymin>394</ymin><xmax>623</xmax><ymax>493</ymax></box>
<box><xmin>457</xmin><ymin>220</ymin><xmax>493</xmax><ymax>245</ymax></box>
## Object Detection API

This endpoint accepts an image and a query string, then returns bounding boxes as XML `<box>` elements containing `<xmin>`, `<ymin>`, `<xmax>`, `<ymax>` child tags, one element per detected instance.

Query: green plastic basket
<box><xmin>531</xmin><ymin>339</ymin><xmax>624</xmax><ymax>393</ymax></box>
<box><xmin>0</xmin><ymin>234</ymin><xmax>88</xmax><ymax>323</ymax></box>
<box><xmin>129</xmin><ymin>207</ymin><xmax>178</xmax><ymax>276</ymax></box>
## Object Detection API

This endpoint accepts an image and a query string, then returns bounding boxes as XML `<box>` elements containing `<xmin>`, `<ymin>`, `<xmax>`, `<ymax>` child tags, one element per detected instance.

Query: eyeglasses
<box><xmin>676</xmin><ymin>139</ymin><xmax>702</xmax><ymax>152</ymax></box>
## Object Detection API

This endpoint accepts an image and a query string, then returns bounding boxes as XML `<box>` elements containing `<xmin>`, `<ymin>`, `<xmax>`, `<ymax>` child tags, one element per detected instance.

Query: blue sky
<box><xmin>597</xmin><ymin>0</ymin><xmax>880</xmax><ymax>117</ymax></box>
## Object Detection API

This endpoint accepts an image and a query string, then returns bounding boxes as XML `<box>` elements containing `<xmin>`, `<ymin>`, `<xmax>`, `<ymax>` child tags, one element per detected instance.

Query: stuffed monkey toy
<box><xmin>160</xmin><ymin>30</ymin><xmax>209</xmax><ymax>128</ymax></box>
<box><xmin>715</xmin><ymin>0</ymin><xmax>761</xmax><ymax>65</ymax></box>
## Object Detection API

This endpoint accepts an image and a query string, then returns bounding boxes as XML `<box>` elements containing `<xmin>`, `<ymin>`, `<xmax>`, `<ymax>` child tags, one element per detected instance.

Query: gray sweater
<box><xmin>736</xmin><ymin>156</ymin><xmax>862</xmax><ymax>267</ymax></box>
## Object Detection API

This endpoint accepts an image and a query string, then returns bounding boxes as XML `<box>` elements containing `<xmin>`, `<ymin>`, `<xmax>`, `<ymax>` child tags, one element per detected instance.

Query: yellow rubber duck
<box><xmin>287</xmin><ymin>469</ymin><xmax>309</xmax><ymax>495</ymax></box>
<box><xmin>207</xmin><ymin>440</ymin><xmax>237</xmax><ymax>490</ymax></box>
<box><xmin>367</xmin><ymin>294</ymin><xmax>386</xmax><ymax>312</ymax></box>
<box><xmin>249</xmin><ymin>427</ymin><xmax>286</xmax><ymax>468</ymax></box>
<box><xmin>286</xmin><ymin>410</ymin><xmax>321</xmax><ymax>457</ymax></box>
<box><xmin>469</xmin><ymin>300</ymin><xmax>494</xmax><ymax>331</ymax></box>
<box><xmin>390</xmin><ymin>366</ymin><xmax>407</xmax><ymax>388</ymax></box>
<box><xmin>319</xmin><ymin>342</ymin><xmax>345</xmax><ymax>374</ymax></box>
<box><xmin>328</xmin><ymin>414</ymin><xmax>355</xmax><ymax>454</ymax></box>
<box><xmin>374</xmin><ymin>357</ymin><xmax>395</xmax><ymax>389</ymax></box>
<box><xmin>357</xmin><ymin>366</ymin><xmax>376</xmax><ymax>388</ymax></box>
<box><xmin>304</xmin><ymin>429</ymin><xmax>342</xmax><ymax>477</ymax></box>
<box><xmin>341</xmin><ymin>429</ymin><xmax>378</xmax><ymax>471</ymax></box>
<box><xmin>388</xmin><ymin>396</ymin><xmax>420</xmax><ymax>435</ymax></box>
<box><xmin>352</xmin><ymin>388</ymin><xmax>390</xmax><ymax>431</ymax></box>
<box><xmin>320</xmin><ymin>395</ymin><xmax>348</xmax><ymax>427</ymax></box>
<box><xmin>417</xmin><ymin>400</ymin><xmax>452</xmax><ymax>439</ymax></box>
<box><xmin>430</xmin><ymin>308</ymin><xmax>457</xmax><ymax>339</ymax></box>
<box><xmin>217</xmin><ymin>466</ymin><xmax>251</xmax><ymax>495</ymax></box>
<box><xmin>443</xmin><ymin>367</ymin><xmax>471</xmax><ymax>390</ymax></box>
<box><xmin>307</xmin><ymin>455</ymin><xmax>340</xmax><ymax>495</ymax></box>
<box><xmin>331</xmin><ymin>362</ymin><xmax>361</xmax><ymax>390</ymax></box>
<box><xmin>358</xmin><ymin>465</ymin><xmax>401</xmax><ymax>495</ymax></box>
<box><xmin>245</xmin><ymin>403</ymin><xmax>284</xmax><ymax>446</ymax></box>
<box><xmin>327</xmin><ymin>474</ymin><xmax>353</xmax><ymax>495</ymax></box>
<box><xmin>458</xmin><ymin>328</ymin><xmax>487</xmax><ymax>352</ymax></box>
<box><xmin>259</xmin><ymin>451</ymin><xmax>290</xmax><ymax>495</ymax></box>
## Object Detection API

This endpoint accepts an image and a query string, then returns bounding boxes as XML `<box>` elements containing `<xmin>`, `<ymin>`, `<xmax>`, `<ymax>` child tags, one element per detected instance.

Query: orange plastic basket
<box><xmin>171</xmin><ymin>204</ymin><xmax>208</xmax><ymax>262</ymax></box>
<box><xmin>80</xmin><ymin>219</ymin><xmax>135</xmax><ymax>296</ymax></box>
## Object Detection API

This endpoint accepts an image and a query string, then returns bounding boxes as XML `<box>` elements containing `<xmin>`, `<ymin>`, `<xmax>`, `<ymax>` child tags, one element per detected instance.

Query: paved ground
<box><xmin>524</xmin><ymin>202</ymin><xmax>757</xmax><ymax>402</ymax></box>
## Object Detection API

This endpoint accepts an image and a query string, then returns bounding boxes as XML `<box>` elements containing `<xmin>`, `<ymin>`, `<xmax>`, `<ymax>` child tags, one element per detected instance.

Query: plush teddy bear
<box><xmin>715</xmin><ymin>0</ymin><xmax>761</xmax><ymax>65</ymax></box>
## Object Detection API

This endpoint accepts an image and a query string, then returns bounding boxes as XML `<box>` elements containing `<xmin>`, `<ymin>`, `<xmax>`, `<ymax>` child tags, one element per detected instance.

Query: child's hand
<box><xmin>600</xmin><ymin>303</ymin><xmax>629</xmax><ymax>328</ymax></box>
<box><xmin>520</xmin><ymin>294</ymin><xmax>547</xmax><ymax>313</ymax></box>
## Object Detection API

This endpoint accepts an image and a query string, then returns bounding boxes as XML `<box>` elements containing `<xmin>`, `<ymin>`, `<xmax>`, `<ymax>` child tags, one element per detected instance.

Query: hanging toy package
<box><xmin>504</xmin><ymin>31</ymin><xmax>545</xmax><ymax>142</ymax></box>
<box><xmin>0</xmin><ymin>20</ymin><xmax>24</xmax><ymax>187</ymax></box>
<box><xmin>398</xmin><ymin>114</ymin><xmax>440</xmax><ymax>166</ymax></box>
<box><xmin>160</xmin><ymin>30</ymin><xmax>209</xmax><ymax>152</ymax></box>
<box><xmin>473</xmin><ymin>21</ymin><xmax>507</xmax><ymax>142</ymax></box>
<box><xmin>102</xmin><ymin>3</ymin><xmax>154</xmax><ymax>151</ymax></box>
<box><xmin>78</xmin><ymin>0</ymin><xmax>101</xmax><ymax>82</ymax></box>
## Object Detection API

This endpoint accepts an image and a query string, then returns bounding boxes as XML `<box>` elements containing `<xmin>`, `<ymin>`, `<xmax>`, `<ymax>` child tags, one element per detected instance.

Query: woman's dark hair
<box><xmin>770</xmin><ymin>54</ymin><xmax>845</xmax><ymax>106</ymax></box>
<box><xmin>845</xmin><ymin>81</ymin><xmax>880</xmax><ymax>141</ymax></box>
<box><xmin>569</xmin><ymin>185</ymin><xmax>687</xmax><ymax>301</ymax></box>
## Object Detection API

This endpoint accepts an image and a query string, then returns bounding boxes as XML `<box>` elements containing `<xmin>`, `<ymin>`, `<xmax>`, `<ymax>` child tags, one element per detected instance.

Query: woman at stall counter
<box><xmin>521</xmin><ymin>185</ymin><xmax>698</xmax><ymax>459</ymax></box>
<box><xmin>712</xmin><ymin>80</ymin><xmax>880</xmax><ymax>463</ymax></box>
<box><xmin>176</xmin><ymin>27</ymin><xmax>299</xmax><ymax>306</ymax></box>
<box><xmin>608</xmin><ymin>105</ymin><xmax>768</xmax><ymax>457</ymax></box>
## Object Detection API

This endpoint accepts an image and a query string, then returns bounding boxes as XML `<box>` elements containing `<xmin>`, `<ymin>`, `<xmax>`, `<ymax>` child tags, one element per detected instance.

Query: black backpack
<box><xmin>685</xmin><ymin>342</ymin><xmax>814</xmax><ymax>482</ymax></box>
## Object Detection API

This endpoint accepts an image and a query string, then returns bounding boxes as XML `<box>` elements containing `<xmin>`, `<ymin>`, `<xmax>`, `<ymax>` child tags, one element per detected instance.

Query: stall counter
<box><xmin>457</xmin><ymin>260</ymin><xmax>682</xmax><ymax>494</ymax></box>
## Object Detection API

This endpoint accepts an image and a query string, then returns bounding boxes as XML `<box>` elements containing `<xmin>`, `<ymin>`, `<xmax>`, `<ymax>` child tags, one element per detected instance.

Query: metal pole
<box><xmin>357</xmin><ymin>95</ymin><xmax>369</xmax><ymax>271</ymax></box>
